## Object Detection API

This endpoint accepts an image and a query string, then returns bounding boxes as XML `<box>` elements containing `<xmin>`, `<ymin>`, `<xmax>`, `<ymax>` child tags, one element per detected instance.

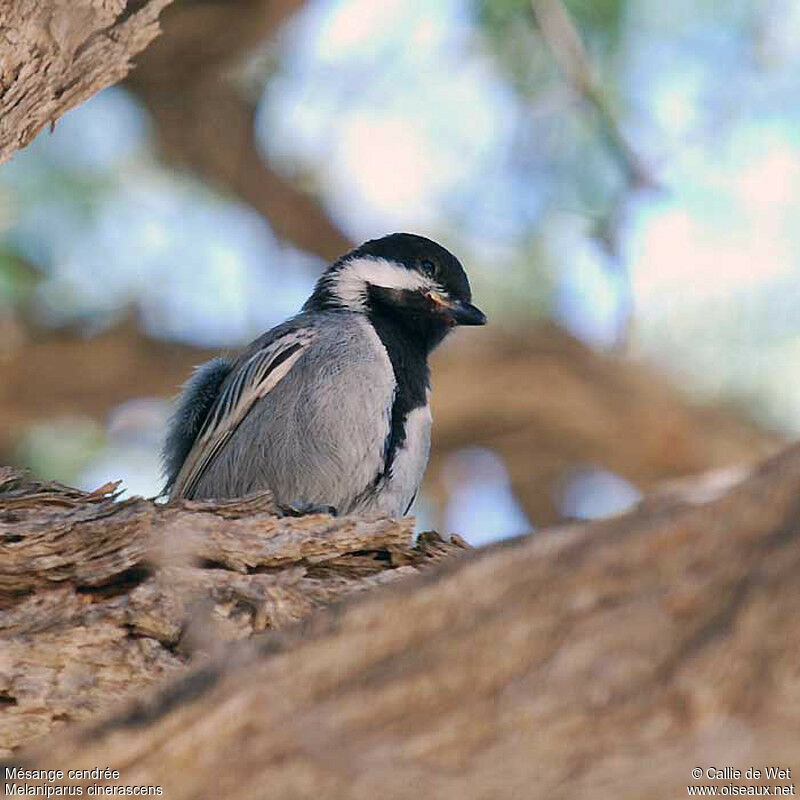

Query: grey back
<box><xmin>188</xmin><ymin>312</ymin><xmax>397</xmax><ymax>514</ymax></box>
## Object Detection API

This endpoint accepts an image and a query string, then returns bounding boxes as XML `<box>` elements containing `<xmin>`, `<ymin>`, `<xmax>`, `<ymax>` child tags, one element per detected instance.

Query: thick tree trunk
<box><xmin>0</xmin><ymin>0</ymin><xmax>173</xmax><ymax>163</ymax></box>
<box><xmin>6</xmin><ymin>444</ymin><xmax>800</xmax><ymax>798</ymax></box>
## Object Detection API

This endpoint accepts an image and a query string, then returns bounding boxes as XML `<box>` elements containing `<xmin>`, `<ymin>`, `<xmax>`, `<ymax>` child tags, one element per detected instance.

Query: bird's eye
<box><xmin>419</xmin><ymin>259</ymin><xmax>436</xmax><ymax>277</ymax></box>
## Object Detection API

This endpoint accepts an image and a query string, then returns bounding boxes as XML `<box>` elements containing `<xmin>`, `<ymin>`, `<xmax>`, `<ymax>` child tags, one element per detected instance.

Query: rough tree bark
<box><xmin>6</xmin><ymin>444</ymin><xmax>800</xmax><ymax>798</ymax></box>
<box><xmin>0</xmin><ymin>467</ymin><xmax>467</xmax><ymax>753</ymax></box>
<box><xmin>0</xmin><ymin>0</ymin><xmax>173</xmax><ymax>163</ymax></box>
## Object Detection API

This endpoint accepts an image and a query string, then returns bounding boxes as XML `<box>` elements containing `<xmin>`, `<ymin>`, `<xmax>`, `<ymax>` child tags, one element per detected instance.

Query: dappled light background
<box><xmin>1</xmin><ymin>0</ymin><xmax>798</xmax><ymax>544</ymax></box>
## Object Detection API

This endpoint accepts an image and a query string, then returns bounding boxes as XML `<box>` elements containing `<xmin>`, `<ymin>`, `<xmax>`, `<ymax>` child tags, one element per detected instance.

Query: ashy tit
<box><xmin>162</xmin><ymin>232</ymin><xmax>486</xmax><ymax>516</ymax></box>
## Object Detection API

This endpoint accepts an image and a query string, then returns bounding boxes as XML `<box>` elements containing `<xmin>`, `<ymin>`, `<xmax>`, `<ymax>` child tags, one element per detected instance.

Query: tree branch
<box><xmin>530</xmin><ymin>0</ymin><xmax>656</xmax><ymax>189</ymax></box>
<box><xmin>0</xmin><ymin>467</ymin><xmax>466</xmax><ymax>751</ymax></box>
<box><xmin>0</xmin><ymin>0</ymin><xmax>173</xmax><ymax>163</ymax></box>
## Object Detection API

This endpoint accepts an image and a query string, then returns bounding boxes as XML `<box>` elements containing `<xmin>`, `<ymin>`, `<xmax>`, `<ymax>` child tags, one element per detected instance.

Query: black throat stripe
<box><xmin>366</xmin><ymin>309</ymin><xmax>430</xmax><ymax>480</ymax></box>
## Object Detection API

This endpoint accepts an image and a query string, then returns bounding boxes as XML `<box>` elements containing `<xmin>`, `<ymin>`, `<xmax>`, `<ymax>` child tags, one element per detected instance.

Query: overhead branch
<box><xmin>530</xmin><ymin>0</ymin><xmax>657</xmax><ymax>190</ymax></box>
<box><xmin>0</xmin><ymin>0</ymin><xmax>173</xmax><ymax>164</ymax></box>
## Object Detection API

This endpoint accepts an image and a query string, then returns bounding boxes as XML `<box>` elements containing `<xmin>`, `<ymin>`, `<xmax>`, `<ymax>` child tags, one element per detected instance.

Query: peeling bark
<box><xmin>0</xmin><ymin>468</ymin><xmax>467</xmax><ymax>752</ymax></box>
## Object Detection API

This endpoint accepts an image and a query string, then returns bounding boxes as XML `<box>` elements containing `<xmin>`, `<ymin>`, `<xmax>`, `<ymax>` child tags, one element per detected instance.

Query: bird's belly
<box><xmin>189</xmin><ymin>315</ymin><xmax>427</xmax><ymax>518</ymax></box>
<box><xmin>259</xmin><ymin>387</ymin><xmax>393</xmax><ymax>514</ymax></box>
<box><xmin>249</xmin><ymin>319</ymin><xmax>396</xmax><ymax>513</ymax></box>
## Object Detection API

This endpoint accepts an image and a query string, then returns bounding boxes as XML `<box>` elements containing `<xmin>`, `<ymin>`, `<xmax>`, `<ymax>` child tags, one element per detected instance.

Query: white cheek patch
<box><xmin>332</xmin><ymin>256</ymin><xmax>438</xmax><ymax>310</ymax></box>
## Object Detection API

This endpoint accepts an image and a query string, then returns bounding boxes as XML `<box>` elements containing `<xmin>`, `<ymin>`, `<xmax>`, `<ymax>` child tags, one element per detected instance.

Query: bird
<box><xmin>162</xmin><ymin>232</ymin><xmax>486</xmax><ymax>517</ymax></box>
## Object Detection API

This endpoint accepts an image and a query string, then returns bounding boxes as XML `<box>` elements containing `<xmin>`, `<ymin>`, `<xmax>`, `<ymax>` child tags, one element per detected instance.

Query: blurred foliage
<box><xmin>0</xmin><ymin>248</ymin><xmax>38</xmax><ymax>310</ymax></box>
<box><xmin>476</xmin><ymin>0</ymin><xmax>627</xmax><ymax>69</ymax></box>
<box><xmin>14</xmin><ymin>418</ymin><xmax>105</xmax><ymax>485</ymax></box>
<box><xmin>473</xmin><ymin>0</ymin><xmax>629</xmax><ymax>123</ymax></box>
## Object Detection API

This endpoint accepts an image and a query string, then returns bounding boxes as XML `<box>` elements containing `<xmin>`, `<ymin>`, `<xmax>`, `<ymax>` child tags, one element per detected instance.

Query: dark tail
<box><xmin>161</xmin><ymin>357</ymin><xmax>233</xmax><ymax>495</ymax></box>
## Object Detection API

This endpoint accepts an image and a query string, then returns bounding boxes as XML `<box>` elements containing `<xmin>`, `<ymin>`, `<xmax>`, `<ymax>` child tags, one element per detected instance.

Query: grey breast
<box><xmin>189</xmin><ymin>312</ymin><xmax>397</xmax><ymax>513</ymax></box>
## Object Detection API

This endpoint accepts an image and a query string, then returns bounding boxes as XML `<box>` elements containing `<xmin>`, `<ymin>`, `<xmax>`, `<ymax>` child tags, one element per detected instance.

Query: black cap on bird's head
<box><xmin>305</xmin><ymin>233</ymin><xmax>486</xmax><ymax>350</ymax></box>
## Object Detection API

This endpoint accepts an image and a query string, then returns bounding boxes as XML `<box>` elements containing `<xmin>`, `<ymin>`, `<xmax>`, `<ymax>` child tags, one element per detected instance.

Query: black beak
<box><xmin>448</xmin><ymin>300</ymin><xmax>487</xmax><ymax>326</ymax></box>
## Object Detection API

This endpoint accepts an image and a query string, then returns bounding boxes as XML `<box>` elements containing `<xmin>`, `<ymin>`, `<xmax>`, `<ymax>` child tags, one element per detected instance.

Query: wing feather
<box><xmin>161</xmin><ymin>357</ymin><xmax>233</xmax><ymax>493</ymax></box>
<box><xmin>170</xmin><ymin>328</ymin><xmax>315</xmax><ymax>499</ymax></box>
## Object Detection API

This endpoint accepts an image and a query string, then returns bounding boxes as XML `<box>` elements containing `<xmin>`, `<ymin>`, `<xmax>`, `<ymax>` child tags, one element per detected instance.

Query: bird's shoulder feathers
<box><xmin>167</xmin><ymin>318</ymin><xmax>318</xmax><ymax>498</ymax></box>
